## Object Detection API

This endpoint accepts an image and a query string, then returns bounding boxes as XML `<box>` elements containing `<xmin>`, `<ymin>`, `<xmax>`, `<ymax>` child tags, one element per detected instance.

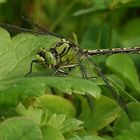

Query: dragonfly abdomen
<box><xmin>86</xmin><ymin>47</ymin><xmax>140</xmax><ymax>56</ymax></box>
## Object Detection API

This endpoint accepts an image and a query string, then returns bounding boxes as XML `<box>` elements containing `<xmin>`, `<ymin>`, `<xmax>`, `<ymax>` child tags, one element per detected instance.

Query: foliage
<box><xmin>0</xmin><ymin>0</ymin><xmax>140</xmax><ymax>139</ymax></box>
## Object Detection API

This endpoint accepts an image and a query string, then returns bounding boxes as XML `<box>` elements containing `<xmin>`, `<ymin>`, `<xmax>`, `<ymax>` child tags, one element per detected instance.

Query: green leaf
<box><xmin>0</xmin><ymin>27</ymin><xmax>60</xmax><ymax>80</ymax></box>
<box><xmin>67</xmin><ymin>135</ymin><xmax>81</xmax><ymax>140</ymax></box>
<box><xmin>42</xmin><ymin>77</ymin><xmax>101</xmax><ymax>98</ymax></box>
<box><xmin>113</xmin><ymin>111</ymin><xmax>130</xmax><ymax>136</ymax></box>
<box><xmin>113</xmin><ymin>122</ymin><xmax>140</xmax><ymax>140</ymax></box>
<box><xmin>106</xmin><ymin>54</ymin><xmax>140</xmax><ymax>93</ymax></box>
<box><xmin>61</xmin><ymin>118</ymin><xmax>84</xmax><ymax>134</ymax></box>
<box><xmin>46</xmin><ymin>114</ymin><xmax>66</xmax><ymax>130</ymax></box>
<box><xmin>0</xmin><ymin>0</ymin><xmax>6</xmax><ymax>3</ymax></box>
<box><xmin>35</xmin><ymin>94</ymin><xmax>76</xmax><ymax>117</ymax></box>
<box><xmin>127</xmin><ymin>102</ymin><xmax>140</xmax><ymax>121</ymax></box>
<box><xmin>79</xmin><ymin>95</ymin><xmax>120</xmax><ymax>132</ymax></box>
<box><xmin>80</xmin><ymin>23</ymin><xmax>111</xmax><ymax>50</ymax></box>
<box><xmin>73</xmin><ymin>0</ymin><xmax>110</xmax><ymax>16</ymax></box>
<box><xmin>114</xmin><ymin>102</ymin><xmax>140</xmax><ymax>134</ymax></box>
<box><xmin>121</xmin><ymin>18</ymin><xmax>140</xmax><ymax>48</ymax></box>
<box><xmin>109</xmin><ymin>77</ymin><xmax>139</xmax><ymax>103</ymax></box>
<box><xmin>73</xmin><ymin>0</ymin><xmax>140</xmax><ymax>16</ymax></box>
<box><xmin>68</xmin><ymin>135</ymin><xmax>107</xmax><ymax>140</ymax></box>
<box><xmin>42</xmin><ymin>125</ymin><xmax>65</xmax><ymax>140</ymax></box>
<box><xmin>0</xmin><ymin>77</ymin><xmax>46</xmax><ymax>107</ymax></box>
<box><xmin>109</xmin><ymin>0</ymin><xmax>140</xmax><ymax>8</ymax></box>
<box><xmin>82</xmin><ymin>135</ymin><xmax>106</xmax><ymax>140</ymax></box>
<box><xmin>0</xmin><ymin>77</ymin><xmax>101</xmax><ymax>107</ymax></box>
<box><xmin>0</xmin><ymin>107</ymin><xmax>17</xmax><ymax>118</ymax></box>
<box><xmin>0</xmin><ymin>117</ymin><xmax>42</xmax><ymax>140</ymax></box>
<box><xmin>0</xmin><ymin>27</ymin><xmax>10</xmax><ymax>39</ymax></box>
<box><xmin>45</xmin><ymin>113</ymin><xmax>83</xmax><ymax>135</ymax></box>
<box><xmin>16</xmin><ymin>103</ymin><xmax>44</xmax><ymax>125</ymax></box>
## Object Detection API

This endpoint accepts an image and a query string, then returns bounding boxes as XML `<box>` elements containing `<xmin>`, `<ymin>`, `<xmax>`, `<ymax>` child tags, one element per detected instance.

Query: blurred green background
<box><xmin>1</xmin><ymin>0</ymin><xmax>140</xmax><ymax>53</ymax></box>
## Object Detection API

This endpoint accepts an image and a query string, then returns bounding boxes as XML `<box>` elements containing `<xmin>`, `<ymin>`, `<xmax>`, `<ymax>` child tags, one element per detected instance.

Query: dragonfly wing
<box><xmin>0</xmin><ymin>22</ymin><xmax>47</xmax><ymax>35</ymax></box>
<box><xmin>84</xmin><ymin>53</ymin><xmax>132</xmax><ymax>120</ymax></box>
<box><xmin>21</xmin><ymin>16</ymin><xmax>64</xmax><ymax>39</ymax></box>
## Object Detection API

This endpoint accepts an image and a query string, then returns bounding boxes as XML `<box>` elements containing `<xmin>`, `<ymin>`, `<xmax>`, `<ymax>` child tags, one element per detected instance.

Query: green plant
<box><xmin>0</xmin><ymin>0</ymin><xmax>140</xmax><ymax>140</ymax></box>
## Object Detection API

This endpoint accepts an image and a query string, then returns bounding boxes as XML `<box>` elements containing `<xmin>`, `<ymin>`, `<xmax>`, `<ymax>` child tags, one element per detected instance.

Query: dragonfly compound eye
<box><xmin>38</xmin><ymin>51</ymin><xmax>45</xmax><ymax>58</ymax></box>
<box><xmin>44</xmin><ymin>51</ymin><xmax>57</xmax><ymax>67</ymax></box>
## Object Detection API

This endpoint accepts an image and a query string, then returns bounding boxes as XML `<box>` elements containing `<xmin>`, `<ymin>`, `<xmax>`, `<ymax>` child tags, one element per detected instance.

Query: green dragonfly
<box><xmin>0</xmin><ymin>20</ymin><xmax>140</xmax><ymax>120</ymax></box>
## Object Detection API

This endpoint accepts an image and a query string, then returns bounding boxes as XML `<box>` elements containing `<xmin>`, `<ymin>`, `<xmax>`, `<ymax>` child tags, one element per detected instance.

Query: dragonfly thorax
<box><xmin>35</xmin><ymin>39</ymin><xmax>77</xmax><ymax>70</ymax></box>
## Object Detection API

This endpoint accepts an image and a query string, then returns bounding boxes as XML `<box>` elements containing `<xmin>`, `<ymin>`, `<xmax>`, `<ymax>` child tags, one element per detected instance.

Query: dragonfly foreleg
<box><xmin>25</xmin><ymin>60</ymin><xmax>38</xmax><ymax>77</ymax></box>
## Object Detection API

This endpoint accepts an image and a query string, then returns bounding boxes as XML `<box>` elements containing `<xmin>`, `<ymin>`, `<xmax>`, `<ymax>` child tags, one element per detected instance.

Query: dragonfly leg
<box><xmin>70</xmin><ymin>45</ymin><xmax>95</xmax><ymax>113</ymax></box>
<box><xmin>51</xmin><ymin>68</ymin><xmax>68</xmax><ymax>77</ymax></box>
<box><xmin>62</xmin><ymin>64</ymin><xmax>98</xmax><ymax>79</ymax></box>
<box><xmin>25</xmin><ymin>60</ymin><xmax>38</xmax><ymax>77</ymax></box>
<box><xmin>61</xmin><ymin>64</ymin><xmax>78</xmax><ymax>69</ymax></box>
<box><xmin>84</xmin><ymin>54</ymin><xmax>131</xmax><ymax>120</ymax></box>
<box><xmin>52</xmin><ymin>64</ymin><xmax>81</xmax><ymax>77</ymax></box>
<box><xmin>87</xmin><ymin>76</ymin><xmax>98</xmax><ymax>80</ymax></box>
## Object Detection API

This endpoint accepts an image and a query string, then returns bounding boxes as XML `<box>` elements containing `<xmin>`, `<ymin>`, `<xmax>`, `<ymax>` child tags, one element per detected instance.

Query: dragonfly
<box><xmin>0</xmin><ymin>20</ymin><xmax>140</xmax><ymax>121</ymax></box>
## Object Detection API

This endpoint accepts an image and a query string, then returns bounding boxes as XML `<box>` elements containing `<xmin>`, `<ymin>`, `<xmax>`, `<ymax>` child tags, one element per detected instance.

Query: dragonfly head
<box><xmin>36</xmin><ymin>48</ymin><xmax>57</xmax><ymax>68</ymax></box>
